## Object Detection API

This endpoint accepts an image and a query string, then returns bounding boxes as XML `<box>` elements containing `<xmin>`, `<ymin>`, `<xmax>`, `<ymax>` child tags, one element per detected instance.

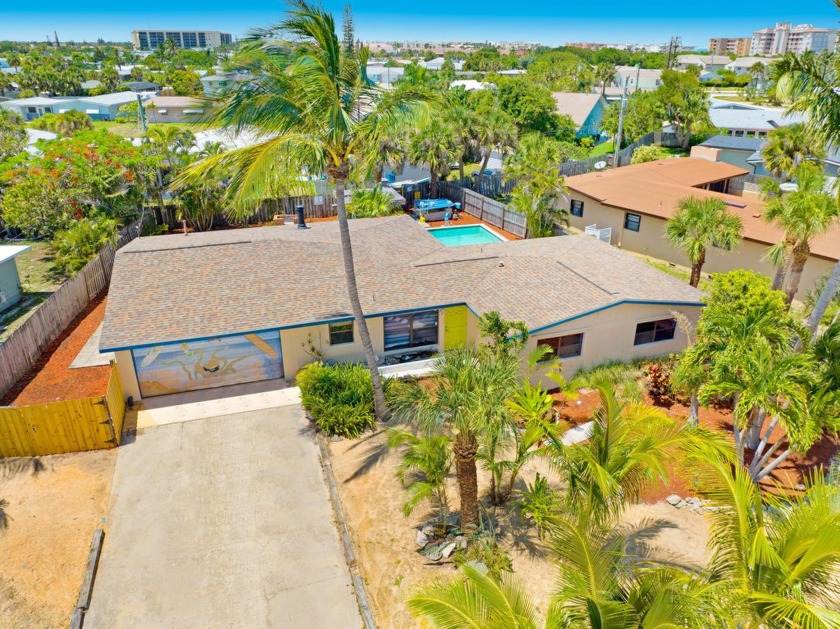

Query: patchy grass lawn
<box><xmin>90</xmin><ymin>120</ymin><xmax>218</xmax><ymax>138</ymax></box>
<box><xmin>588</xmin><ymin>140</ymin><xmax>614</xmax><ymax>158</ymax></box>
<box><xmin>0</xmin><ymin>241</ymin><xmax>65</xmax><ymax>340</ymax></box>
<box><xmin>638</xmin><ymin>255</ymin><xmax>710</xmax><ymax>292</ymax></box>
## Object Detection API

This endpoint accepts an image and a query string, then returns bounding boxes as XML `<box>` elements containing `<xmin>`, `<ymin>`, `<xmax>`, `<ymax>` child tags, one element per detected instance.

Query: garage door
<box><xmin>132</xmin><ymin>331</ymin><xmax>284</xmax><ymax>398</ymax></box>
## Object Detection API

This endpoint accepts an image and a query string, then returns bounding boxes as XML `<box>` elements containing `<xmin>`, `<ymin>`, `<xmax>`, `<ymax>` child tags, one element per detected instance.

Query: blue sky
<box><xmin>2</xmin><ymin>1</ymin><xmax>838</xmax><ymax>47</ymax></box>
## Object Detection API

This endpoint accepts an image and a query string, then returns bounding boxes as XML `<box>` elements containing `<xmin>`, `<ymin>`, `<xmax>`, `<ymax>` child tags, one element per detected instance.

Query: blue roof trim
<box><xmin>528</xmin><ymin>300</ymin><xmax>705</xmax><ymax>335</ymax></box>
<box><xmin>100</xmin><ymin>302</ymin><xmax>471</xmax><ymax>353</ymax></box>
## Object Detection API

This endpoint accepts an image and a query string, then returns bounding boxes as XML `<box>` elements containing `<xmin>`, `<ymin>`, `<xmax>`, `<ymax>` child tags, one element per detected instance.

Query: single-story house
<box><xmin>99</xmin><ymin>215</ymin><xmax>703</xmax><ymax>401</ymax></box>
<box><xmin>564</xmin><ymin>158</ymin><xmax>839</xmax><ymax>299</ymax></box>
<box><xmin>676</xmin><ymin>54</ymin><xmax>731</xmax><ymax>74</ymax></box>
<box><xmin>0</xmin><ymin>246</ymin><xmax>30</xmax><ymax>313</ymax></box>
<box><xmin>709</xmin><ymin>102</ymin><xmax>806</xmax><ymax>138</ymax></box>
<box><xmin>69</xmin><ymin>92</ymin><xmax>144</xmax><ymax>121</ymax></box>
<box><xmin>747</xmin><ymin>146</ymin><xmax>840</xmax><ymax>178</ymax></box>
<box><xmin>0</xmin><ymin>96</ymin><xmax>69</xmax><ymax>121</ymax></box>
<box><xmin>144</xmin><ymin>97</ymin><xmax>207</xmax><ymax>123</ymax></box>
<box><xmin>199</xmin><ymin>72</ymin><xmax>250</xmax><ymax>97</ymax></box>
<box><xmin>697</xmin><ymin>135</ymin><xmax>765</xmax><ymax>172</ymax></box>
<box><xmin>81</xmin><ymin>79</ymin><xmax>103</xmax><ymax>91</ymax></box>
<box><xmin>613</xmin><ymin>66</ymin><xmax>663</xmax><ymax>92</ymax></box>
<box><xmin>551</xmin><ymin>92</ymin><xmax>608</xmax><ymax>139</ymax></box>
<box><xmin>121</xmin><ymin>81</ymin><xmax>159</xmax><ymax>94</ymax></box>
<box><xmin>1</xmin><ymin>92</ymin><xmax>147</xmax><ymax>122</ymax></box>
<box><xmin>724</xmin><ymin>57</ymin><xmax>775</xmax><ymax>76</ymax></box>
<box><xmin>450</xmin><ymin>80</ymin><xmax>493</xmax><ymax>92</ymax></box>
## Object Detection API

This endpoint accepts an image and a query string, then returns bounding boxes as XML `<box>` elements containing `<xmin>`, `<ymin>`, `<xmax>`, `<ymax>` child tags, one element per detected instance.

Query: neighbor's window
<box><xmin>634</xmin><ymin>318</ymin><xmax>676</xmax><ymax>346</ymax></box>
<box><xmin>384</xmin><ymin>310</ymin><xmax>439</xmax><ymax>351</ymax></box>
<box><xmin>538</xmin><ymin>333</ymin><xmax>584</xmax><ymax>359</ymax></box>
<box><xmin>570</xmin><ymin>200</ymin><xmax>584</xmax><ymax>218</ymax></box>
<box><xmin>329</xmin><ymin>322</ymin><xmax>354</xmax><ymax>345</ymax></box>
<box><xmin>624</xmin><ymin>213</ymin><xmax>641</xmax><ymax>232</ymax></box>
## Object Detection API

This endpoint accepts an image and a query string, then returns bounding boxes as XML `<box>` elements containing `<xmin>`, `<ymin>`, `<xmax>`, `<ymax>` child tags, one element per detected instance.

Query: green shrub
<box><xmin>631</xmin><ymin>144</ymin><xmax>668</xmax><ymax>164</ymax></box>
<box><xmin>296</xmin><ymin>362</ymin><xmax>381</xmax><ymax>437</ymax></box>
<box><xmin>53</xmin><ymin>217</ymin><xmax>118</xmax><ymax>275</ymax></box>
<box><xmin>517</xmin><ymin>473</ymin><xmax>561</xmax><ymax>539</ymax></box>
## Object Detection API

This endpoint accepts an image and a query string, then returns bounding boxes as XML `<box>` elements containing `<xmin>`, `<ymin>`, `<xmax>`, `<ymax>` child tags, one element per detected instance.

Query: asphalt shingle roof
<box><xmin>100</xmin><ymin>215</ymin><xmax>703</xmax><ymax>351</ymax></box>
<box><xmin>700</xmin><ymin>134</ymin><xmax>765</xmax><ymax>151</ymax></box>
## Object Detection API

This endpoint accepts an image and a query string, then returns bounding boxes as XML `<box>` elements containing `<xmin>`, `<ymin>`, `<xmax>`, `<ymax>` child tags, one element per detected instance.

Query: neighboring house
<box><xmin>365</xmin><ymin>63</ymin><xmax>405</xmax><ymax>88</ymax></box>
<box><xmin>121</xmin><ymin>81</ymin><xmax>159</xmax><ymax>94</ymax></box>
<box><xmin>697</xmin><ymin>135</ymin><xmax>764</xmax><ymax>172</ymax></box>
<box><xmin>709</xmin><ymin>101</ymin><xmax>806</xmax><ymax>138</ymax></box>
<box><xmin>746</xmin><ymin>146</ymin><xmax>840</xmax><ymax>178</ymax></box>
<box><xmin>144</xmin><ymin>97</ymin><xmax>207</xmax><ymax>123</ymax></box>
<box><xmin>724</xmin><ymin>57</ymin><xmax>775</xmax><ymax>76</ymax></box>
<box><xmin>199</xmin><ymin>72</ymin><xmax>249</xmax><ymax>97</ymax></box>
<box><xmin>551</xmin><ymin>92</ymin><xmax>608</xmax><ymax>139</ymax></box>
<box><xmin>564</xmin><ymin>158</ymin><xmax>839</xmax><ymax>299</ymax></box>
<box><xmin>68</xmin><ymin>92</ymin><xmax>144</xmax><ymax>121</ymax></box>
<box><xmin>0</xmin><ymin>97</ymin><xmax>67</xmax><ymax>121</ymax></box>
<box><xmin>99</xmin><ymin>215</ymin><xmax>703</xmax><ymax>401</ymax></box>
<box><xmin>613</xmin><ymin>65</ymin><xmax>663</xmax><ymax>91</ymax></box>
<box><xmin>81</xmin><ymin>79</ymin><xmax>103</xmax><ymax>92</ymax></box>
<box><xmin>675</xmin><ymin>55</ymin><xmax>731</xmax><ymax>74</ymax></box>
<box><xmin>0</xmin><ymin>246</ymin><xmax>30</xmax><ymax>313</ymax></box>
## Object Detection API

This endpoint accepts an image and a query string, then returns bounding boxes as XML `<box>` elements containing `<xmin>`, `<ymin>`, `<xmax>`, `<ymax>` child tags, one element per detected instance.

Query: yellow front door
<box><xmin>444</xmin><ymin>306</ymin><xmax>468</xmax><ymax>349</ymax></box>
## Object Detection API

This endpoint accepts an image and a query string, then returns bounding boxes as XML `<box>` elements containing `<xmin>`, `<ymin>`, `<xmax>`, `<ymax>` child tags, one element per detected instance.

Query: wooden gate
<box><xmin>0</xmin><ymin>363</ymin><xmax>126</xmax><ymax>457</ymax></box>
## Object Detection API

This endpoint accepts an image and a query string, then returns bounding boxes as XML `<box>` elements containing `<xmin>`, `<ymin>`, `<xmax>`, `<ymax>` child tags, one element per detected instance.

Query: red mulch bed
<box><xmin>3</xmin><ymin>295</ymin><xmax>111</xmax><ymax>406</ymax></box>
<box><xmin>550</xmin><ymin>386</ymin><xmax>839</xmax><ymax>501</ymax></box>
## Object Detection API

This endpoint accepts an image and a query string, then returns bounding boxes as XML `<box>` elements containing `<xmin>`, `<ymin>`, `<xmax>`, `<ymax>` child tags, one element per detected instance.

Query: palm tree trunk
<box><xmin>807</xmin><ymin>259</ymin><xmax>840</xmax><ymax>336</ymax></box>
<box><xmin>688</xmin><ymin>393</ymin><xmax>700</xmax><ymax>426</ymax></box>
<box><xmin>782</xmin><ymin>243</ymin><xmax>810</xmax><ymax>307</ymax></box>
<box><xmin>754</xmin><ymin>448</ymin><xmax>793</xmax><ymax>482</ymax></box>
<box><xmin>772</xmin><ymin>262</ymin><xmax>788</xmax><ymax>291</ymax></box>
<box><xmin>689</xmin><ymin>250</ymin><xmax>705</xmax><ymax>287</ymax></box>
<box><xmin>333</xmin><ymin>172</ymin><xmax>389</xmax><ymax>421</ymax></box>
<box><xmin>745</xmin><ymin>407</ymin><xmax>765</xmax><ymax>451</ymax></box>
<box><xmin>474</xmin><ymin>150</ymin><xmax>492</xmax><ymax>192</ymax></box>
<box><xmin>453</xmin><ymin>434</ymin><xmax>479</xmax><ymax>528</ymax></box>
<box><xmin>375</xmin><ymin>164</ymin><xmax>384</xmax><ymax>184</ymax></box>
<box><xmin>430</xmin><ymin>170</ymin><xmax>438</xmax><ymax>199</ymax></box>
<box><xmin>458</xmin><ymin>155</ymin><xmax>465</xmax><ymax>182</ymax></box>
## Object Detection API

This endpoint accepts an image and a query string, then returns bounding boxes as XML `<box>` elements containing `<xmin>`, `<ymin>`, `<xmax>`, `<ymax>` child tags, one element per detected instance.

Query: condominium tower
<box><xmin>750</xmin><ymin>23</ymin><xmax>838</xmax><ymax>55</ymax></box>
<box><xmin>131</xmin><ymin>30</ymin><xmax>233</xmax><ymax>50</ymax></box>
<box><xmin>708</xmin><ymin>37</ymin><xmax>752</xmax><ymax>56</ymax></box>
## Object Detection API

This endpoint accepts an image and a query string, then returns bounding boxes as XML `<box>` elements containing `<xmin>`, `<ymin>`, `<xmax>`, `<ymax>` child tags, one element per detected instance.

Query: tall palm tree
<box><xmin>178</xmin><ymin>1</ymin><xmax>427</xmax><ymax>420</ymax></box>
<box><xmin>760</xmin><ymin>123</ymin><xmax>825</xmax><ymax>180</ymax></box>
<box><xmin>764</xmin><ymin>163</ymin><xmax>839</xmax><ymax>305</ymax></box>
<box><xmin>594</xmin><ymin>62</ymin><xmax>616</xmax><ymax>96</ymax></box>
<box><xmin>445</xmin><ymin>102</ymin><xmax>477</xmax><ymax>182</ymax></box>
<box><xmin>390</xmin><ymin>346</ymin><xmax>519</xmax><ymax>528</ymax></box>
<box><xmin>473</xmin><ymin>109</ymin><xmax>517</xmax><ymax>191</ymax></box>
<box><xmin>665</xmin><ymin>196</ymin><xmax>743</xmax><ymax>287</ymax></box>
<box><xmin>407</xmin><ymin>117</ymin><xmax>457</xmax><ymax>199</ymax></box>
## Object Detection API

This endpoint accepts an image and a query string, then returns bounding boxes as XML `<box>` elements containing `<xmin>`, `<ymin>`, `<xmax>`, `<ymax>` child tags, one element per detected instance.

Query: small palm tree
<box><xmin>387</xmin><ymin>428</ymin><xmax>452</xmax><ymax>527</ymax></box>
<box><xmin>760</xmin><ymin>123</ymin><xmax>825</xmax><ymax>180</ymax></box>
<box><xmin>178</xmin><ymin>1</ymin><xmax>427</xmax><ymax>420</ymax></box>
<box><xmin>665</xmin><ymin>196</ymin><xmax>743</xmax><ymax>287</ymax></box>
<box><xmin>407</xmin><ymin>117</ymin><xmax>457</xmax><ymax>198</ymax></box>
<box><xmin>391</xmin><ymin>346</ymin><xmax>519</xmax><ymax>528</ymax></box>
<box><xmin>764</xmin><ymin>163</ymin><xmax>840</xmax><ymax>305</ymax></box>
<box><xmin>594</xmin><ymin>62</ymin><xmax>616</xmax><ymax>96</ymax></box>
<box><xmin>473</xmin><ymin>109</ymin><xmax>517</xmax><ymax>190</ymax></box>
<box><xmin>348</xmin><ymin>186</ymin><xmax>398</xmax><ymax>218</ymax></box>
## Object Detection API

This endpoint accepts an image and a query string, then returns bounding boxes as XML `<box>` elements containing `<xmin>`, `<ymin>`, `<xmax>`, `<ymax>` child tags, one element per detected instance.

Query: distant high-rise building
<box><xmin>750</xmin><ymin>23</ymin><xmax>838</xmax><ymax>55</ymax></box>
<box><xmin>708</xmin><ymin>37</ymin><xmax>751</xmax><ymax>56</ymax></box>
<box><xmin>131</xmin><ymin>30</ymin><xmax>233</xmax><ymax>50</ymax></box>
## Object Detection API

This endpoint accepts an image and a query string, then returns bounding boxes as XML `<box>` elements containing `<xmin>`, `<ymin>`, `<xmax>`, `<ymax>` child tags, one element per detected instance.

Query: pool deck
<box><xmin>422</xmin><ymin>212</ymin><xmax>523</xmax><ymax>240</ymax></box>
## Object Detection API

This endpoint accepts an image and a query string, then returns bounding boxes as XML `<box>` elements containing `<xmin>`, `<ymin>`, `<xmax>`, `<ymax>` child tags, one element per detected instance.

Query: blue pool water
<box><xmin>428</xmin><ymin>225</ymin><xmax>505</xmax><ymax>246</ymax></box>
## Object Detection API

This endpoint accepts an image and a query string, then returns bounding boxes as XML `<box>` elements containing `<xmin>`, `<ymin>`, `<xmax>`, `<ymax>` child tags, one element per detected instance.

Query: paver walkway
<box><xmin>86</xmin><ymin>404</ymin><xmax>362</xmax><ymax>628</ymax></box>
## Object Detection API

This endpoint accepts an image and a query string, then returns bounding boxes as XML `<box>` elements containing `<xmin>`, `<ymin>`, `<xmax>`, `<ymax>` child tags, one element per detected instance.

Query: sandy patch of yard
<box><xmin>328</xmin><ymin>430</ymin><xmax>709</xmax><ymax>627</ymax></box>
<box><xmin>0</xmin><ymin>449</ymin><xmax>116</xmax><ymax>628</ymax></box>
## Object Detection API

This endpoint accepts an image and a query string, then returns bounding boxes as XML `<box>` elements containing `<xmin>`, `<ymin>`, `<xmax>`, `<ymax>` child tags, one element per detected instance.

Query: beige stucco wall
<box><xmin>566</xmin><ymin>193</ymin><xmax>835</xmax><ymax>299</ymax></box>
<box><xmin>114</xmin><ymin>350</ymin><xmax>142</xmax><ymax>402</ymax></box>
<box><xmin>523</xmin><ymin>302</ymin><xmax>701</xmax><ymax>388</ymax></box>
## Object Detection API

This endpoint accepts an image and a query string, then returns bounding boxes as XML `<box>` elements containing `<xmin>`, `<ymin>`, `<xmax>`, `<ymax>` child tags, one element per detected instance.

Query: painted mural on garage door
<box><xmin>132</xmin><ymin>331</ymin><xmax>283</xmax><ymax>397</ymax></box>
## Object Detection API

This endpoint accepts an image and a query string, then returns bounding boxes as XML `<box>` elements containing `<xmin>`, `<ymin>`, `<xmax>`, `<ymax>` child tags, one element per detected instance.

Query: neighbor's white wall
<box><xmin>114</xmin><ymin>350</ymin><xmax>141</xmax><ymax>401</ymax></box>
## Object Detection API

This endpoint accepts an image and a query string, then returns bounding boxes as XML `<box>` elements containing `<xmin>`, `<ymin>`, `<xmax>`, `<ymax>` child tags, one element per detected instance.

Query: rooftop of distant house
<box><xmin>565</xmin><ymin>158</ymin><xmax>840</xmax><ymax>262</ymax></box>
<box><xmin>551</xmin><ymin>92</ymin><xmax>605</xmax><ymax>126</ymax></box>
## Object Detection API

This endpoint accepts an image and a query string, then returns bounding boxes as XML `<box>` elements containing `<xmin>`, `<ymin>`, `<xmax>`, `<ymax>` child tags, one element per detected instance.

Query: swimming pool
<box><xmin>428</xmin><ymin>225</ymin><xmax>506</xmax><ymax>246</ymax></box>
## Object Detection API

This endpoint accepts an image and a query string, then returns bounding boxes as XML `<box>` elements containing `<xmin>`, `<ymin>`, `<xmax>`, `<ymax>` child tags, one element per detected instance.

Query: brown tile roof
<box><xmin>100</xmin><ymin>215</ymin><xmax>703</xmax><ymax>350</ymax></box>
<box><xmin>565</xmin><ymin>158</ymin><xmax>840</xmax><ymax>262</ymax></box>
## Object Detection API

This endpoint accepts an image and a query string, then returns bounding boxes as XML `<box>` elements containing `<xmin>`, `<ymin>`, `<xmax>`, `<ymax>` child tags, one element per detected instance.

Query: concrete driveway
<box><xmin>86</xmin><ymin>403</ymin><xmax>362</xmax><ymax>628</ymax></box>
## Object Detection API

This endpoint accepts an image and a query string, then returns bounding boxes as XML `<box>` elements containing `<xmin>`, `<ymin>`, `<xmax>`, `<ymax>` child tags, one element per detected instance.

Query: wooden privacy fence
<box><xmin>461</xmin><ymin>189</ymin><xmax>528</xmax><ymax>238</ymax></box>
<box><xmin>0</xmin><ymin>222</ymin><xmax>138</xmax><ymax>400</ymax></box>
<box><xmin>0</xmin><ymin>362</ymin><xmax>126</xmax><ymax>457</ymax></box>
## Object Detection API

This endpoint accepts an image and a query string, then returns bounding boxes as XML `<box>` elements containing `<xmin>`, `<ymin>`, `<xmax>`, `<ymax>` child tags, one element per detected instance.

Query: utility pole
<box><xmin>612</xmin><ymin>75</ymin><xmax>630</xmax><ymax>168</ymax></box>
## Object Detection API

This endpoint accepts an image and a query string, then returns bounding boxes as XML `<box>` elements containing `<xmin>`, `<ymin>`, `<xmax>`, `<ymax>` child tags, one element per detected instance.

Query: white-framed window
<box><xmin>538</xmin><ymin>333</ymin><xmax>584</xmax><ymax>359</ymax></box>
<box><xmin>328</xmin><ymin>321</ymin><xmax>354</xmax><ymax>346</ymax></box>
<box><xmin>634</xmin><ymin>318</ymin><xmax>676</xmax><ymax>346</ymax></box>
